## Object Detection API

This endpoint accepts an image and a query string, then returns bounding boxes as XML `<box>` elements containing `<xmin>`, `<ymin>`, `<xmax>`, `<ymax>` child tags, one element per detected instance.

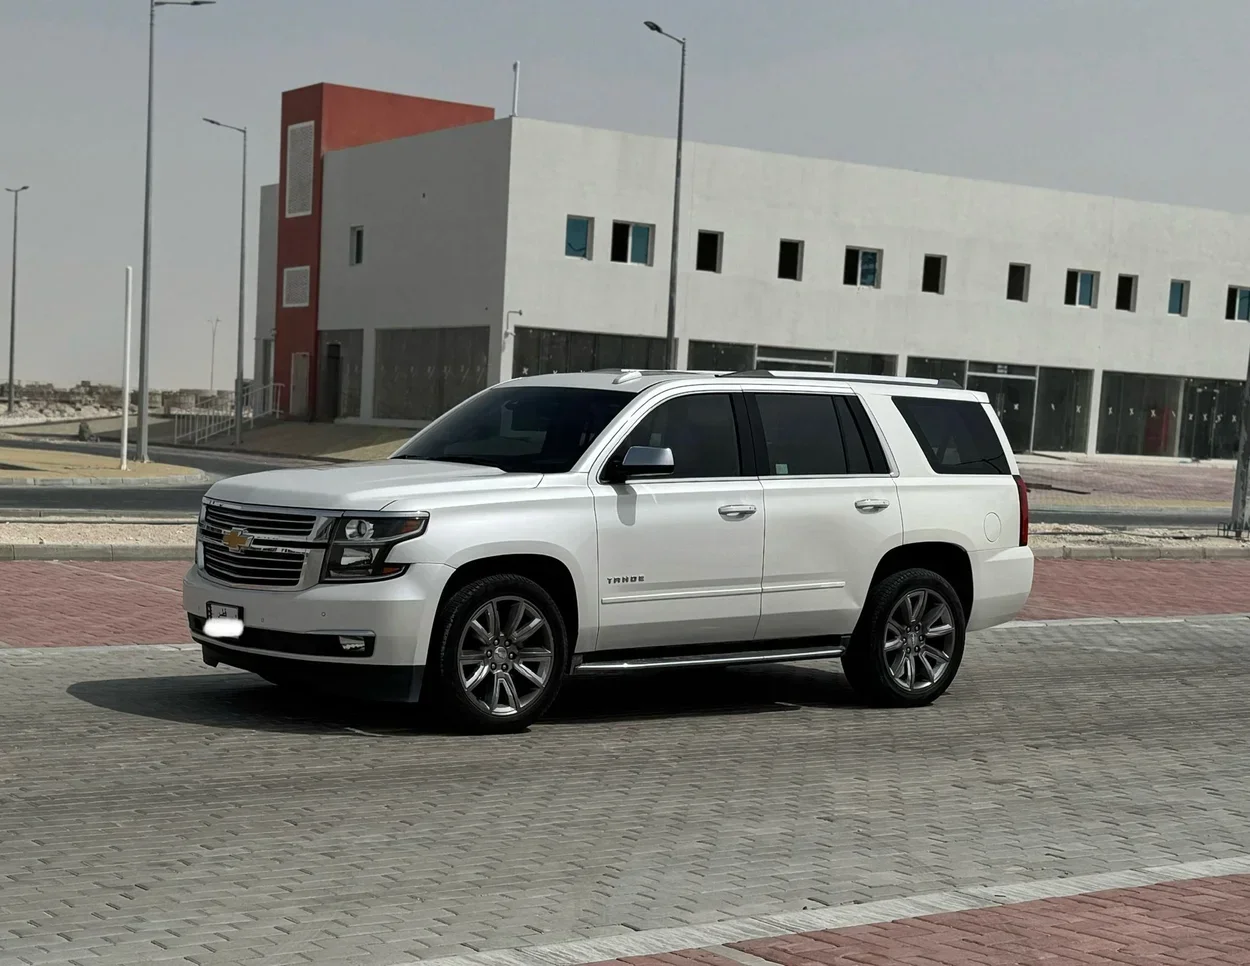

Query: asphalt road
<box><xmin>0</xmin><ymin>439</ymin><xmax>1233</xmax><ymax>526</ymax></box>
<box><xmin>2</xmin><ymin>618</ymin><xmax>1248</xmax><ymax>965</ymax></box>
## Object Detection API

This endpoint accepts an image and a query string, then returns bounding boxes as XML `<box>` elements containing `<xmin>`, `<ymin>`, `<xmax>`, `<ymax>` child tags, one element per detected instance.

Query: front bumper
<box><xmin>182</xmin><ymin>561</ymin><xmax>454</xmax><ymax>704</ymax></box>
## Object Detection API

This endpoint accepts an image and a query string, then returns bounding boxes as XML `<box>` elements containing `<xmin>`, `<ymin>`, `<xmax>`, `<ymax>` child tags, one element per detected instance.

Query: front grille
<box><xmin>202</xmin><ymin>542</ymin><xmax>307</xmax><ymax>587</ymax></box>
<box><xmin>203</xmin><ymin>502</ymin><xmax>317</xmax><ymax>538</ymax></box>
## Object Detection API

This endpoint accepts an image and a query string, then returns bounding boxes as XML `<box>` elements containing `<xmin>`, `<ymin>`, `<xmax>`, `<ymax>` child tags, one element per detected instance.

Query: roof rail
<box><xmin>716</xmin><ymin>369</ymin><xmax>959</xmax><ymax>389</ymax></box>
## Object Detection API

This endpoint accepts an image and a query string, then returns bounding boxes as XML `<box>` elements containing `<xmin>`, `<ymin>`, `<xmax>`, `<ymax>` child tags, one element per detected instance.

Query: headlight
<box><xmin>321</xmin><ymin>513</ymin><xmax>429</xmax><ymax>583</ymax></box>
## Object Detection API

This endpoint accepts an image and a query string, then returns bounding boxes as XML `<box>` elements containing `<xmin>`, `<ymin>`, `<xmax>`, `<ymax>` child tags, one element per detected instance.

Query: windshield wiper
<box><xmin>398</xmin><ymin>454</ymin><xmax>504</xmax><ymax>468</ymax></box>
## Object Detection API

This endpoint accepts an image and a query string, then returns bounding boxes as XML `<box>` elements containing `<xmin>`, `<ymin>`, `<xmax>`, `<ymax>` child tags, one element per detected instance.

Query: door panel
<box><xmin>757</xmin><ymin>477</ymin><xmax>901</xmax><ymax>638</ymax></box>
<box><xmin>591</xmin><ymin>479</ymin><xmax>765</xmax><ymax>650</ymax></box>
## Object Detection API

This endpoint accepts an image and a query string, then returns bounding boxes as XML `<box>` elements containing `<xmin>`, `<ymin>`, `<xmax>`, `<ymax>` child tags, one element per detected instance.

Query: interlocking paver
<box><xmin>1024</xmin><ymin>558</ymin><xmax>1250</xmax><ymax>619</ymax></box>
<box><xmin>2</xmin><ymin>621</ymin><xmax>1249</xmax><ymax>963</ymax></box>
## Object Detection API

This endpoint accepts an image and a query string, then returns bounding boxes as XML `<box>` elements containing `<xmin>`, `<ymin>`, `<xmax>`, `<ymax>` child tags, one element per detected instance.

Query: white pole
<box><xmin>511</xmin><ymin>61</ymin><xmax>520</xmax><ymax>117</ymax></box>
<box><xmin>120</xmin><ymin>266</ymin><xmax>133</xmax><ymax>470</ymax></box>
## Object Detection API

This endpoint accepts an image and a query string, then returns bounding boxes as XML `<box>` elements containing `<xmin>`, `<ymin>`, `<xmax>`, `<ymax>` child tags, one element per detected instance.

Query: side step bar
<box><xmin>572</xmin><ymin>642</ymin><xmax>847</xmax><ymax>674</ymax></box>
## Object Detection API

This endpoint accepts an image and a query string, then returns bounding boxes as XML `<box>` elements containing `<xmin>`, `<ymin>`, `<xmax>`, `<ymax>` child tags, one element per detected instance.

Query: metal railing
<box><xmin>172</xmin><ymin>383</ymin><xmax>284</xmax><ymax>446</ymax></box>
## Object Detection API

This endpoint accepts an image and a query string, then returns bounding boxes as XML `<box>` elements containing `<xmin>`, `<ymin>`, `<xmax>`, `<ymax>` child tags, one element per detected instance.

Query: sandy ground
<box><xmin>0</xmin><ymin>522</ymin><xmax>197</xmax><ymax>545</ymax></box>
<box><xmin>0</xmin><ymin>446</ymin><xmax>198</xmax><ymax>481</ymax></box>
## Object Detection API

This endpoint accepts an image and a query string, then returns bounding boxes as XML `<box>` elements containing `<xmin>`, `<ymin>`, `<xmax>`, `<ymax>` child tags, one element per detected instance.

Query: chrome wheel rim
<box><xmin>457</xmin><ymin>596</ymin><xmax>554</xmax><ymax>717</ymax></box>
<box><xmin>883</xmin><ymin>588</ymin><xmax>956</xmax><ymax>692</ymax></box>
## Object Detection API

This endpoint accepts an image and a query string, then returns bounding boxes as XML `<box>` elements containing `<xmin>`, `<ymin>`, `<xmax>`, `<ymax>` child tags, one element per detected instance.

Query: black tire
<box><xmin>842</xmin><ymin>568</ymin><xmax>966</xmax><ymax>707</ymax></box>
<box><xmin>430</xmin><ymin>573</ymin><xmax>569</xmax><ymax>732</ymax></box>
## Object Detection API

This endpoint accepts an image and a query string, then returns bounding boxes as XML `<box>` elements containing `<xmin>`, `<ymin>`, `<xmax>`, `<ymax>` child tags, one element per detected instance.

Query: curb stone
<box><xmin>1031</xmin><ymin>544</ymin><xmax>1250</xmax><ymax>560</ymax></box>
<box><xmin>0</xmin><ymin>470</ymin><xmax>210</xmax><ymax>487</ymax></box>
<box><xmin>0</xmin><ymin>544</ymin><xmax>193</xmax><ymax>562</ymax></box>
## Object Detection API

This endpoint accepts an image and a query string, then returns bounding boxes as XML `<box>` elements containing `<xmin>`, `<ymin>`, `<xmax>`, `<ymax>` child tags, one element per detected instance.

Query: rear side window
<box><xmin>748</xmin><ymin>393</ymin><xmax>891</xmax><ymax>476</ymax></box>
<box><xmin>892</xmin><ymin>396</ymin><xmax>1011</xmax><ymax>474</ymax></box>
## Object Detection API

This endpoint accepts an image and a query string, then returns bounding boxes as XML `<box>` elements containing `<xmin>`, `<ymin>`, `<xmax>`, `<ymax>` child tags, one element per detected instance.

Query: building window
<box><xmin>688</xmin><ymin>340</ymin><xmax>755</xmax><ymax>372</ymax></box>
<box><xmin>1115</xmin><ymin>274</ymin><xmax>1137</xmax><ymax>312</ymax></box>
<box><xmin>512</xmin><ymin>326</ymin><xmax>666</xmax><ymax>377</ymax></box>
<box><xmin>696</xmin><ymin>230</ymin><xmax>723</xmax><ymax>273</ymax></box>
<box><xmin>1064</xmin><ymin>269</ymin><xmax>1099</xmax><ymax>308</ymax></box>
<box><xmin>1227</xmin><ymin>286</ymin><xmax>1250</xmax><ymax>321</ymax></box>
<box><xmin>349</xmin><ymin>226</ymin><xmax>364</xmax><ymax>266</ymax></box>
<box><xmin>921</xmin><ymin>254</ymin><xmax>946</xmax><ymax>295</ymax></box>
<box><xmin>282</xmin><ymin>266</ymin><xmax>311</xmax><ymax>308</ymax></box>
<box><xmin>836</xmin><ymin>351</ymin><xmax>896</xmax><ymax>376</ymax></box>
<box><xmin>778</xmin><ymin>239</ymin><xmax>804</xmax><ymax>281</ymax></box>
<box><xmin>565</xmin><ymin>216</ymin><xmax>593</xmax><ymax>259</ymax></box>
<box><xmin>843</xmin><ymin>247</ymin><xmax>881</xmax><ymax>287</ymax></box>
<box><xmin>610</xmin><ymin>221</ymin><xmax>652</xmax><ymax>265</ymax></box>
<box><xmin>757</xmin><ymin>344</ymin><xmax>834</xmax><ymax>371</ymax></box>
<box><xmin>1168</xmin><ymin>279</ymin><xmax>1190</xmax><ymax>317</ymax></box>
<box><xmin>284</xmin><ymin>120</ymin><xmax>315</xmax><ymax>218</ymax></box>
<box><xmin>1006</xmin><ymin>263</ymin><xmax>1030</xmax><ymax>302</ymax></box>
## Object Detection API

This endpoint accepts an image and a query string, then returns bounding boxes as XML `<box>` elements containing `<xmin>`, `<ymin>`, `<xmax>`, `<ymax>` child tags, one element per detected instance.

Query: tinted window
<box><xmin>753</xmin><ymin>394</ymin><xmax>846</xmax><ymax>475</ymax></box>
<box><xmin>834</xmin><ymin>395</ymin><xmax>890</xmax><ymax>475</ymax></box>
<box><xmin>616</xmin><ymin>393</ymin><xmax>741</xmax><ymax>479</ymax></box>
<box><xmin>393</xmin><ymin>386</ymin><xmax>633</xmax><ymax>473</ymax></box>
<box><xmin>892</xmin><ymin>397</ymin><xmax>1010</xmax><ymax>475</ymax></box>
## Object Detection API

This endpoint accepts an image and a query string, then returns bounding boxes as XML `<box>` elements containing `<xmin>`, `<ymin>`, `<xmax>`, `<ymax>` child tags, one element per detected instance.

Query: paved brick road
<box><xmin>1021</xmin><ymin>457</ymin><xmax>1234</xmax><ymax>510</ymax></box>
<box><xmin>2</xmin><ymin>619</ymin><xmax>1249</xmax><ymax>964</ymax></box>
<box><xmin>2</xmin><ymin>558</ymin><xmax>1250</xmax><ymax>648</ymax></box>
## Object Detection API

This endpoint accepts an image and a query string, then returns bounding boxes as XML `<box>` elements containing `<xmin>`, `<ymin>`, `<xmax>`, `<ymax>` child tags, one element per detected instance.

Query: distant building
<box><xmin>254</xmin><ymin>83</ymin><xmax>1249</xmax><ymax>459</ymax></box>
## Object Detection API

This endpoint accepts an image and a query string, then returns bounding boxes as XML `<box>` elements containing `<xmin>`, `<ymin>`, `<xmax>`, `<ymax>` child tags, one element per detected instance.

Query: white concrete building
<box><xmin>257</xmin><ymin>91</ymin><xmax>1250</xmax><ymax>459</ymax></box>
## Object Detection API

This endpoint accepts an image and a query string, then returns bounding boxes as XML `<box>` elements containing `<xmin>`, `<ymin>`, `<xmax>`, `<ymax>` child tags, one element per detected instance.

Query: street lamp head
<box><xmin>644</xmin><ymin>20</ymin><xmax>662</xmax><ymax>32</ymax></box>
<box><xmin>5</xmin><ymin>186</ymin><xmax>28</xmax><ymax>194</ymax></box>
<box><xmin>203</xmin><ymin>117</ymin><xmax>222</xmax><ymax>127</ymax></box>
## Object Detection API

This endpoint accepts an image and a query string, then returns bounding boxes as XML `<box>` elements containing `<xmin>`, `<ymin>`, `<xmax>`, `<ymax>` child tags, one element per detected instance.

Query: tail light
<box><xmin>1014</xmin><ymin>474</ymin><xmax>1029</xmax><ymax>547</ymax></box>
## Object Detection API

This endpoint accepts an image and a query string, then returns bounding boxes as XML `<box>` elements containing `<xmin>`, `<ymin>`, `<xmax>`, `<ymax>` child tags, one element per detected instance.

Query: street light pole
<box><xmin>203</xmin><ymin>117</ymin><xmax>248</xmax><ymax>445</ymax></box>
<box><xmin>5</xmin><ymin>186</ymin><xmax>27</xmax><ymax>415</ymax></box>
<box><xmin>136</xmin><ymin>0</ymin><xmax>215</xmax><ymax>463</ymax></box>
<box><xmin>645</xmin><ymin>20</ymin><xmax>686</xmax><ymax>370</ymax></box>
<box><xmin>209</xmin><ymin>317</ymin><xmax>219</xmax><ymax>390</ymax></box>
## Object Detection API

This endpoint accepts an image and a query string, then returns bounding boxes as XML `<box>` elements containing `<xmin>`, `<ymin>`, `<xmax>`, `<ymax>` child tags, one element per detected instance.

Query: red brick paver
<box><xmin>1</xmin><ymin>558</ymin><xmax>1249</xmax><ymax>647</ymax></box>
<box><xmin>589</xmin><ymin>875</ymin><xmax>1250</xmax><ymax>966</ymax></box>
<box><xmin>0</xmin><ymin>560</ymin><xmax>189</xmax><ymax>646</ymax></box>
<box><xmin>1020</xmin><ymin>558</ymin><xmax>1250</xmax><ymax>621</ymax></box>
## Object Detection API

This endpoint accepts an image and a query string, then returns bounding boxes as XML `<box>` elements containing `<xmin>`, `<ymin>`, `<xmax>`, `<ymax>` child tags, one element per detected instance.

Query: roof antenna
<box><xmin>511</xmin><ymin>60</ymin><xmax>520</xmax><ymax>117</ymax></box>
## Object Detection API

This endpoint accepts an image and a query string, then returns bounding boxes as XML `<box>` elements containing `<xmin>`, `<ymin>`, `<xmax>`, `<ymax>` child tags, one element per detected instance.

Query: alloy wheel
<box><xmin>882</xmin><ymin>588</ymin><xmax>956</xmax><ymax>692</ymax></box>
<box><xmin>456</xmin><ymin>596</ymin><xmax>555</xmax><ymax>716</ymax></box>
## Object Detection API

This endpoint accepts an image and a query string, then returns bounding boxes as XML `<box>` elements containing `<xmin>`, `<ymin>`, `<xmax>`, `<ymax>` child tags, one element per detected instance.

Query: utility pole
<box><xmin>644</xmin><ymin>20</ymin><xmax>686</xmax><ymax>370</ymax></box>
<box><xmin>5</xmin><ymin>186</ymin><xmax>28</xmax><ymax>414</ymax></box>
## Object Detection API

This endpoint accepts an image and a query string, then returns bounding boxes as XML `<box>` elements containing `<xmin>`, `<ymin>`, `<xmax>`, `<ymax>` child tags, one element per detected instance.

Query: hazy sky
<box><xmin>2</xmin><ymin>0</ymin><xmax>1248</xmax><ymax>390</ymax></box>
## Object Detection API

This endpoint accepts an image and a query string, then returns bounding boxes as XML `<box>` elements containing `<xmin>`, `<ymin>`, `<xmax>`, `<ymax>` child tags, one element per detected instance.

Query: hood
<box><xmin>205</xmin><ymin>459</ymin><xmax>541</xmax><ymax>511</ymax></box>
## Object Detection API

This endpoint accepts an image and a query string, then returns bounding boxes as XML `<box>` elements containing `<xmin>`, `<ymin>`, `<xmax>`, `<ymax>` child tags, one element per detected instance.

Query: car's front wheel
<box><xmin>842</xmin><ymin>568</ymin><xmax>966</xmax><ymax>707</ymax></box>
<box><xmin>431</xmin><ymin>574</ymin><xmax>568</xmax><ymax>732</ymax></box>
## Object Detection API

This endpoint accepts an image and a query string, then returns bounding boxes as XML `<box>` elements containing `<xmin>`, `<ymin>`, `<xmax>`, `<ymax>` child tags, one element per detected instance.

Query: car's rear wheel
<box><xmin>842</xmin><ymin>568</ymin><xmax>966</xmax><ymax>707</ymax></box>
<box><xmin>431</xmin><ymin>573</ymin><xmax>568</xmax><ymax>732</ymax></box>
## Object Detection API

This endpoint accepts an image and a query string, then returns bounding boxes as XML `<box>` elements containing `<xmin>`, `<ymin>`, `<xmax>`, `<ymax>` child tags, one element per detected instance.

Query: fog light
<box><xmin>338</xmin><ymin>636</ymin><xmax>368</xmax><ymax>653</ymax></box>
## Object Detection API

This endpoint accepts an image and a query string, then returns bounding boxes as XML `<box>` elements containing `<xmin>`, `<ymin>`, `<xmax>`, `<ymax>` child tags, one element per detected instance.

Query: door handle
<box><xmin>718</xmin><ymin>504</ymin><xmax>757</xmax><ymax>519</ymax></box>
<box><xmin>854</xmin><ymin>498</ymin><xmax>891</xmax><ymax>512</ymax></box>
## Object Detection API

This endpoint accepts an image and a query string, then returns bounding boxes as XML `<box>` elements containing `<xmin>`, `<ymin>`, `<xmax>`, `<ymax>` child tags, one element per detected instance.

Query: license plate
<box><xmin>206</xmin><ymin>602</ymin><xmax>242</xmax><ymax>622</ymax></box>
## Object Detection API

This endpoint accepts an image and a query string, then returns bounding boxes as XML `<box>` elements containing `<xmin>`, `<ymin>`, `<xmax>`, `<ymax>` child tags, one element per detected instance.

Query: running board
<box><xmin>572</xmin><ymin>641</ymin><xmax>847</xmax><ymax>674</ymax></box>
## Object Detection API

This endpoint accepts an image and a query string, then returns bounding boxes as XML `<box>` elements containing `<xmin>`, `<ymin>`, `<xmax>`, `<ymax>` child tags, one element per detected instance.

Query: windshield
<box><xmin>392</xmin><ymin>385</ymin><xmax>636</xmax><ymax>473</ymax></box>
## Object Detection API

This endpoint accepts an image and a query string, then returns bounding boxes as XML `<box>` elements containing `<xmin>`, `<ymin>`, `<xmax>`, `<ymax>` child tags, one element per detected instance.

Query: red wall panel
<box><xmin>271</xmin><ymin>83</ymin><xmax>494</xmax><ymax>419</ymax></box>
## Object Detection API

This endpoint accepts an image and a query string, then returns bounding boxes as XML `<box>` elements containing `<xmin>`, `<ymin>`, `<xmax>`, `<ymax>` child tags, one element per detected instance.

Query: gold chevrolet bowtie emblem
<box><xmin>221</xmin><ymin>528</ymin><xmax>253</xmax><ymax>553</ymax></box>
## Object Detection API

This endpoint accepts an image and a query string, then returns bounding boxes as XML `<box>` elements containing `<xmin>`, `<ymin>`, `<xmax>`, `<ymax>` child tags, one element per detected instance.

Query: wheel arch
<box><xmin>869</xmin><ymin>541</ymin><xmax>973</xmax><ymax>620</ymax></box>
<box><xmin>436</xmin><ymin>553</ymin><xmax>581</xmax><ymax>654</ymax></box>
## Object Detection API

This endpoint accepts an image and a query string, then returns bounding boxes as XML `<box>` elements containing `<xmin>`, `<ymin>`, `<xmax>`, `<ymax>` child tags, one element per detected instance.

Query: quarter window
<box><xmin>615</xmin><ymin>393</ymin><xmax>742</xmax><ymax>479</ymax></box>
<box><xmin>892</xmin><ymin>396</ymin><xmax>1011</xmax><ymax>475</ymax></box>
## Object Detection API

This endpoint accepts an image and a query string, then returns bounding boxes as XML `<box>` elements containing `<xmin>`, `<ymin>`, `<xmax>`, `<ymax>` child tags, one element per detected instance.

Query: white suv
<box><xmin>183</xmin><ymin>369</ymin><xmax>1033</xmax><ymax>731</ymax></box>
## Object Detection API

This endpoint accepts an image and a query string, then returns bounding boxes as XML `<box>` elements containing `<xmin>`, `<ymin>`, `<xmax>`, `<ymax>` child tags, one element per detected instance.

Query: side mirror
<box><xmin>605</xmin><ymin>445</ymin><xmax>675</xmax><ymax>483</ymax></box>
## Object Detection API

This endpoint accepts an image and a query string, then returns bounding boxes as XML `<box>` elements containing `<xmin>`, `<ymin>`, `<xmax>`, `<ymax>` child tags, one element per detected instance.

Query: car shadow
<box><xmin>66</xmin><ymin>661</ymin><xmax>867</xmax><ymax>735</ymax></box>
